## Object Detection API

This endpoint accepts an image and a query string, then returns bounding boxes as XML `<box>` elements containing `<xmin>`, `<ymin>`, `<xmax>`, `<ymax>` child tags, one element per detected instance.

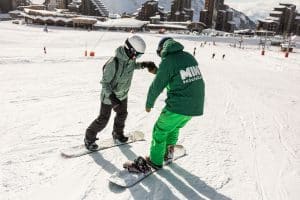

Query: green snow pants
<box><xmin>150</xmin><ymin>108</ymin><xmax>192</xmax><ymax>166</ymax></box>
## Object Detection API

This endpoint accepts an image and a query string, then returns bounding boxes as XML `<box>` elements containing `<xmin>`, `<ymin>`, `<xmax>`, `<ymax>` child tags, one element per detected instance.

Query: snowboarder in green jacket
<box><xmin>84</xmin><ymin>35</ymin><xmax>157</xmax><ymax>151</ymax></box>
<box><xmin>146</xmin><ymin>37</ymin><xmax>205</xmax><ymax>168</ymax></box>
<box><xmin>124</xmin><ymin>37</ymin><xmax>205</xmax><ymax>172</ymax></box>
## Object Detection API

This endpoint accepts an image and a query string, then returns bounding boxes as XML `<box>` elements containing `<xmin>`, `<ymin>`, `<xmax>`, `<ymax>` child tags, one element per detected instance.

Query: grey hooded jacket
<box><xmin>100</xmin><ymin>46</ymin><xmax>142</xmax><ymax>104</ymax></box>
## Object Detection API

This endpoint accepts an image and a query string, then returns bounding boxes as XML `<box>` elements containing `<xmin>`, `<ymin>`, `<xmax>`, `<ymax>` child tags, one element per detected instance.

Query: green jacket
<box><xmin>101</xmin><ymin>46</ymin><xmax>142</xmax><ymax>104</ymax></box>
<box><xmin>146</xmin><ymin>39</ymin><xmax>205</xmax><ymax>116</ymax></box>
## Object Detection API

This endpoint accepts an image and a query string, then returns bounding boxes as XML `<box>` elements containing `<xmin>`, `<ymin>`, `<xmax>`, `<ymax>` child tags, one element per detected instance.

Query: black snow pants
<box><xmin>85</xmin><ymin>98</ymin><xmax>128</xmax><ymax>141</ymax></box>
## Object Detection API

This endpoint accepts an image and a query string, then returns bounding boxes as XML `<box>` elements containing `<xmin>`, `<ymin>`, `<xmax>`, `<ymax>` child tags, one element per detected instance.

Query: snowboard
<box><xmin>60</xmin><ymin>131</ymin><xmax>145</xmax><ymax>158</ymax></box>
<box><xmin>108</xmin><ymin>145</ymin><xmax>187</xmax><ymax>188</ymax></box>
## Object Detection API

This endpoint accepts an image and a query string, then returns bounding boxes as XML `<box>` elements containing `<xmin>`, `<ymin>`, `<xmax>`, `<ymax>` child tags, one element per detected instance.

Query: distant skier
<box><xmin>222</xmin><ymin>54</ymin><xmax>225</xmax><ymax>59</ymax></box>
<box><xmin>193</xmin><ymin>47</ymin><xmax>196</xmax><ymax>56</ymax></box>
<box><xmin>43</xmin><ymin>46</ymin><xmax>47</xmax><ymax>54</ymax></box>
<box><xmin>124</xmin><ymin>37</ymin><xmax>205</xmax><ymax>171</ymax></box>
<box><xmin>212</xmin><ymin>53</ymin><xmax>216</xmax><ymax>59</ymax></box>
<box><xmin>44</xmin><ymin>24</ymin><xmax>48</xmax><ymax>32</ymax></box>
<box><xmin>84</xmin><ymin>35</ymin><xmax>157</xmax><ymax>151</ymax></box>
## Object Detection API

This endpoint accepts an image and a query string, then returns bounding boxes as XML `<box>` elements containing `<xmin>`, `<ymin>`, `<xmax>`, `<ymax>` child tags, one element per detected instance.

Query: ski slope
<box><xmin>0</xmin><ymin>22</ymin><xmax>300</xmax><ymax>200</ymax></box>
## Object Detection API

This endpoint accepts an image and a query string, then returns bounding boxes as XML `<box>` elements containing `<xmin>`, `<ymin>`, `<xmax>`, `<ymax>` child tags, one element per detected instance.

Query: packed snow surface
<box><xmin>95</xmin><ymin>18</ymin><xmax>148</xmax><ymax>28</ymax></box>
<box><xmin>0</xmin><ymin>22</ymin><xmax>300</xmax><ymax>200</ymax></box>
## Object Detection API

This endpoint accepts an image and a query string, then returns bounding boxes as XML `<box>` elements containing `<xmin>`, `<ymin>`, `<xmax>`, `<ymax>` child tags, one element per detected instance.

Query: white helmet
<box><xmin>125</xmin><ymin>35</ymin><xmax>146</xmax><ymax>58</ymax></box>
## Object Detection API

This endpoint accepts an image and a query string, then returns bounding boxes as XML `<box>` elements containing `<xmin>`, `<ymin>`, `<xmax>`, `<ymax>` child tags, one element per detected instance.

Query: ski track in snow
<box><xmin>1</xmin><ymin>21</ymin><xmax>300</xmax><ymax>200</ymax></box>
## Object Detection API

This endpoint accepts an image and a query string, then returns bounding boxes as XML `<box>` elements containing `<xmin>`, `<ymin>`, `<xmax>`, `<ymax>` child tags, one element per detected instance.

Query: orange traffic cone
<box><xmin>285</xmin><ymin>52</ymin><xmax>289</xmax><ymax>58</ymax></box>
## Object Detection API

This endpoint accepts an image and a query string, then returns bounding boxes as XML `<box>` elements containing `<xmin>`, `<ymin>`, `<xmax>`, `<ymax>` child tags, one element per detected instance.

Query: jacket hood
<box><xmin>161</xmin><ymin>39</ymin><xmax>184</xmax><ymax>57</ymax></box>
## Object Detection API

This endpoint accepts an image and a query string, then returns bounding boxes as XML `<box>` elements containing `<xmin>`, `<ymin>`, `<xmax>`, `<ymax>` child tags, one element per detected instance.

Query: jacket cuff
<box><xmin>135</xmin><ymin>62</ymin><xmax>143</xmax><ymax>69</ymax></box>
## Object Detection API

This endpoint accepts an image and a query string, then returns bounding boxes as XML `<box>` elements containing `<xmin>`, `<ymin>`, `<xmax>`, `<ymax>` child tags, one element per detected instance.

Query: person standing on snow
<box><xmin>124</xmin><ymin>37</ymin><xmax>205</xmax><ymax>171</ymax></box>
<box><xmin>44</xmin><ymin>24</ymin><xmax>48</xmax><ymax>32</ymax></box>
<box><xmin>84</xmin><ymin>35</ymin><xmax>157</xmax><ymax>151</ymax></box>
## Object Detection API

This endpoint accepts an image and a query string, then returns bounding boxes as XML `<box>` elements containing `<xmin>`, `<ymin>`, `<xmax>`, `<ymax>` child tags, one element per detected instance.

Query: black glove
<box><xmin>109</xmin><ymin>93</ymin><xmax>121</xmax><ymax>108</ymax></box>
<box><xmin>141</xmin><ymin>61</ymin><xmax>157</xmax><ymax>74</ymax></box>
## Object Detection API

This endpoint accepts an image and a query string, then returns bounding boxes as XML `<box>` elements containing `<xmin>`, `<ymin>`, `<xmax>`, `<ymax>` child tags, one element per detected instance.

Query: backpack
<box><xmin>102</xmin><ymin>57</ymin><xmax>119</xmax><ymax>84</ymax></box>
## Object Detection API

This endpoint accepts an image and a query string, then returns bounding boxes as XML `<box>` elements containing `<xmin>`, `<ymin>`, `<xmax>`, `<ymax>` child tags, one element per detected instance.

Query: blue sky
<box><xmin>226</xmin><ymin>0</ymin><xmax>300</xmax><ymax>21</ymax></box>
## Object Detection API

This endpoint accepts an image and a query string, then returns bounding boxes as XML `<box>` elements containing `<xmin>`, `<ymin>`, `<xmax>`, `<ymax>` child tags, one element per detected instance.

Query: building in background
<box><xmin>257</xmin><ymin>3</ymin><xmax>300</xmax><ymax>36</ymax></box>
<box><xmin>44</xmin><ymin>0</ymin><xmax>57</xmax><ymax>10</ymax></box>
<box><xmin>215</xmin><ymin>8</ymin><xmax>234</xmax><ymax>32</ymax></box>
<box><xmin>80</xmin><ymin>0</ymin><xmax>109</xmax><ymax>17</ymax></box>
<box><xmin>0</xmin><ymin>0</ymin><xmax>14</xmax><ymax>13</ymax></box>
<box><xmin>44</xmin><ymin>0</ymin><xmax>109</xmax><ymax>17</ymax></box>
<box><xmin>199</xmin><ymin>0</ymin><xmax>235</xmax><ymax>32</ymax></box>
<box><xmin>137</xmin><ymin>0</ymin><xmax>158</xmax><ymax>21</ymax></box>
<box><xmin>68</xmin><ymin>0</ymin><xmax>81</xmax><ymax>13</ymax></box>
<box><xmin>44</xmin><ymin>0</ymin><xmax>72</xmax><ymax>10</ymax></box>
<box><xmin>0</xmin><ymin>0</ymin><xmax>30</xmax><ymax>13</ymax></box>
<box><xmin>136</xmin><ymin>0</ymin><xmax>167</xmax><ymax>21</ymax></box>
<box><xmin>203</xmin><ymin>0</ymin><xmax>214</xmax><ymax>27</ymax></box>
<box><xmin>168</xmin><ymin>0</ymin><xmax>193</xmax><ymax>22</ymax></box>
<box><xmin>56</xmin><ymin>0</ymin><xmax>72</xmax><ymax>9</ymax></box>
<box><xmin>200</xmin><ymin>0</ymin><xmax>228</xmax><ymax>28</ymax></box>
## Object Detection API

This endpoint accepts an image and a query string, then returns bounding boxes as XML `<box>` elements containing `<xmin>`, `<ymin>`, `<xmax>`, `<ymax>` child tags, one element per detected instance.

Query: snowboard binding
<box><xmin>123</xmin><ymin>156</ymin><xmax>152</xmax><ymax>174</ymax></box>
<box><xmin>112</xmin><ymin>131</ymin><xmax>129</xmax><ymax>143</ymax></box>
<box><xmin>164</xmin><ymin>145</ymin><xmax>175</xmax><ymax>162</ymax></box>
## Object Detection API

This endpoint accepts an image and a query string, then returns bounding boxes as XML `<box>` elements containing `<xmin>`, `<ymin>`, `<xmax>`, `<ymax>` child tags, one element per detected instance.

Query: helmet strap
<box><xmin>125</xmin><ymin>39</ymin><xmax>136</xmax><ymax>59</ymax></box>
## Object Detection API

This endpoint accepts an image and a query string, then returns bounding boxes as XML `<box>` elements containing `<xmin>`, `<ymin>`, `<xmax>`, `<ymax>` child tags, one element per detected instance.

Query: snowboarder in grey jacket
<box><xmin>84</xmin><ymin>35</ymin><xmax>157</xmax><ymax>151</ymax></box>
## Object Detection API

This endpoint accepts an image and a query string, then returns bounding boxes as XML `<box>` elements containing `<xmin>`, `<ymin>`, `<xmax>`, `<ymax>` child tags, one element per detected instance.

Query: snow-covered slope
<box><xmin>0</xmin><ymin>22</ymin><xmax>300</xmax><ymax>200</ymax></box>
<box><xmin>230</xmin><ymin>8</ymin><xmax>256</xmax><ymax>30</ymax></box>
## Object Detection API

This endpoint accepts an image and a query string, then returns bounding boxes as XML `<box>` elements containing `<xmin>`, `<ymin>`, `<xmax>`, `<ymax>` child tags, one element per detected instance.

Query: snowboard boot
<box><xmin>112</xmin><ymin>131</ymin><xmax>128</xmax><ymax>143</ymax></box>
<box><xmin>164</xmin><ymin>145</ymin><xmax>175</xmax><ymax>163</ymax></box>
<box><xmin>145</xmin><ymin>156</ymin><xmax>163</xmax><ymax>170</ymax></box>
<box><xmin>123</xmin><ymin>156</ymin><xmax>152</xmax><ymax>174</ymax></box>
<box><xmin>84</xmin><ymin>137</ymin><xmax>99</xmax><ymax>151</ymax></box>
